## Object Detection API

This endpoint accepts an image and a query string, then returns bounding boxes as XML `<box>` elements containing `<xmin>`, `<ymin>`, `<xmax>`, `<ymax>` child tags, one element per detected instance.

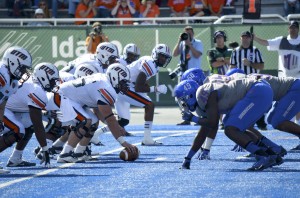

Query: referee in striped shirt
<box><xmin>229</xmin><ymin>30</ymin><xmax>267</xmax><ymax>130</ymax></box>
<box><xmin>230</xmin><ymin>31</ymin><xmax>264</xmax><ymax>74</ymax></box>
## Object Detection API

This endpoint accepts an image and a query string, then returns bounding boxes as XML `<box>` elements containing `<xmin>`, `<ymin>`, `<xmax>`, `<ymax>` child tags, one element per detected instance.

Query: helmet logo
<box><xmin>40</xmin><ymin>65</ymin><xmax>55</xmax><ymax>75</ymax></box>
<box><xmin>100</xmin><ymin>45</ymin><xmax>115</xmax><ymax>53</ymax></box>
<box><xmin>113</xmin><ymin>67</ymin><xmax>127</xmax><ymax>78</ymax></box>
<box><xmin>79</xmin><ymin>66</ymin><xmax>95</xmax><ymax>76</ymax></box>
<box><xmin>11</xmin><ymin>49</ymin><xmax>28</xmax><ymax>60</ymax></box>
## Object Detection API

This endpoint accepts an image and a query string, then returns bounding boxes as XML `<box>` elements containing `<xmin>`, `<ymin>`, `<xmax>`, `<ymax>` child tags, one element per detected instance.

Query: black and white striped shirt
<box><xmin>230</xmin><ymin>46</ymin><xmax>264</xmax><ymax>74</ymax></box>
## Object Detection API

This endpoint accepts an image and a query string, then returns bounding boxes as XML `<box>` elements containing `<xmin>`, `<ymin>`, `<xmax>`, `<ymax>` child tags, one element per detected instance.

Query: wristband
<box><xmin>150</xmin><ymin>86</ymin><xmax>155</xmax><ymax>93</ymax></box>
<box><xmin>117</xmin><ymin>136</ymin><xmax>125</xmax><ymax>145</ymax></box>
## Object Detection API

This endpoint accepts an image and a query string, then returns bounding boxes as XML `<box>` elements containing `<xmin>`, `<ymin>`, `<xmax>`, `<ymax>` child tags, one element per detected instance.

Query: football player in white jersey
<box><xmin>114</xmin><ymin>44</ymin><xmax>172</xmax><ymax>146</ymax></box>
<box><xmin>57</xmin><ymin>63</ymin><xmax>138</xmax><ymax>163</ymax></box>
<box><xmin>61</xmin><ymin>42</ymin><xmax>119</xmax><ymax>75</ymax></box>
<box><xmin>0</xmin><ymin>46</ymin><xmax>32</xmax><ymax>174</ymax></box>
<box><xmin>120</xmin><ymin>43</ymin><xmax>141</xmax><ymax>65</ymax></box>
<box><xmin>1</xmin><ymin>62</ymin><xmax>59</xmax><ymax>168</ymax></box>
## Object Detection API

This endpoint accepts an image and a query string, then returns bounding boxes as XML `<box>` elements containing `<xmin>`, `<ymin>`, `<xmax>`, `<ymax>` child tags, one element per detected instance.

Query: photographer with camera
<box><xmin>172</xmin><ymin>26</ymin><xmax>203</xmax><ymax>125</ymax></box>
<box><xmin>85</xmin><ymin>22</ymin><xmax>109</xmax><ymax>54</ymax></box>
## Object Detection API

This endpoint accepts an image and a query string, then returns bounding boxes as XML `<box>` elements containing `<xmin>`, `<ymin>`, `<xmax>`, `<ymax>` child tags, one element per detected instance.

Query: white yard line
<box><xmin>0</xmin><ymin>131</ymin><xmax>195</xmax><ymax>189</ymax></box>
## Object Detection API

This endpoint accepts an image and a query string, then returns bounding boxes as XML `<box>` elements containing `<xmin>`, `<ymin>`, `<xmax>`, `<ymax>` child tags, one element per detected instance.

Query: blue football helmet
<box><xmin>181</xmin><ymin>68</ymin><xmax>206</xmax><ymax>86</ymax></box>
<box><xmin>174</xmin><ymin>80</ymin><xmax>199</xmax><ymax>112</ymax></box>
<box><xmin>225</xmin><ymin>68</ymin><xmax>245</xmax><ymax>76</ymax></box>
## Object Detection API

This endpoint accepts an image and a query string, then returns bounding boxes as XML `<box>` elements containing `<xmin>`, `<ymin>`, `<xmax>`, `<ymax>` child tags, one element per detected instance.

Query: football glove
<box><xmin>198</xmin><ymin>149</ymin><xmax>211</xmax><ymax>160</ymax></box>
<box><xmin>182</xmin><ymin>111</ymin><xmax>199</xmax><ymax>124</ymax></box>
<box><xmin>156</xmin><ymin>84</ymin><xmax>167</xmax><ymax>94</ymax></box>
<box><xmin>38</xmin><ymin>149</ymin><xmax>51</xmax><ymax>168</ymax></box>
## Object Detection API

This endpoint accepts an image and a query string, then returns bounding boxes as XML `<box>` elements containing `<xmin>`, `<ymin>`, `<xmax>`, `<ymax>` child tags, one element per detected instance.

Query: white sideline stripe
<box><xmin>0</xmin><ymin>131</ymin><xmax>194</xmax><ymax>189</ymax></box>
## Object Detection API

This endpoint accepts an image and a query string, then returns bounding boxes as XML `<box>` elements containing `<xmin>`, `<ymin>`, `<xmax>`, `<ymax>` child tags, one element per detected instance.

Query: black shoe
<box><xmin>7</xmin><ymin>160</ymin><xmax>36</xmax><ymax>167</ymax></box>
<box><xmin>257</xmin><ymin>125</ymin><xmax>267</xmax><ymax>131</ymax></box>
<box><xmin>177</xmin><ymin>120</ymin><xmax>190</xmax><ymax>125</ymax></box>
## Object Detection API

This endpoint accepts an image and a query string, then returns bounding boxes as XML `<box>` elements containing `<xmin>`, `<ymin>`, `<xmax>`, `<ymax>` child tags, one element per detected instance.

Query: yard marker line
<box><xmin>0</xmin><ymin>131</ymin><xmax>195</xmax><ymax>189</ymax></box>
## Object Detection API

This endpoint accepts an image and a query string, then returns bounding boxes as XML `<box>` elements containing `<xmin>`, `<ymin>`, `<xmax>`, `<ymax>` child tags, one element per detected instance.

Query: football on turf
<box><xmin>119</xmin><ymin>146</ymin><xmax>140</xmax><ymax>161</ymax></box>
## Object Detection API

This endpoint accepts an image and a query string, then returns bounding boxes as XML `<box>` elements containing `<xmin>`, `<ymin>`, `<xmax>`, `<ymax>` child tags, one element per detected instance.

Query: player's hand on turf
<box><xmin>182</xmin><ymin>112</ymin><xmax>199</xmax><ymax>123</ymax></box>
<box><xmin>231</xmin><ymin>144</ymin><xmax>246</xmax><ymax>152</ymax></box>
<box><xmin>39</xmin><ymin>150</ymin><xmax>51</xmax><ymax>168</ymax></box>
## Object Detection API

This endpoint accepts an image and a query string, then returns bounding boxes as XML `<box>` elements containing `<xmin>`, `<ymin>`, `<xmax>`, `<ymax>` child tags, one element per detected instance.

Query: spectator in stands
<box><xmin>139</xmin><ymin>0</ymin><xmax>160</xmax><ymax>24</ymax></box>
<box><xmin>94</xmin><ymin>0</ymin><xmax>117</xmax><ymax>23</ymax></box>
<box><xmin>189</xmin><ymin>0</ymin><xmax>208</xmax><ymax>23</ymax></box>
<box><xmin>27</xmin><ymin>8</ymin><xmax>52</xmax><ymax>26</ymax></box>
<box><xmin>168</xmin><ymin>0</ymin><xmax>190</xmax><ymax>24</ymax></box>
<box><xmin>7</xmin><ymin>0</ymin><xmax>31</xmax><ymax>18</ymax></box>
<box><xmin>38</xmin><ymin>0</ymin><xmax>51</xmax><ymax>18</ymax></box>
<box><xmin>68</xmin><ymin>0</ymin><xmax>80</xmax><ymax>18</ymax></box>
<box><xmin>111</xmin><ymin>0</ymin><xmax>136</xmax><ymax>25</ymax></box>
<box><xmin>205</xmin><ymin>0</ymin><xmax>225</xmax><ymax>17</ymax></box>
<box><xmin>86</xmin><ymin>22</ymin><xmax>109</xmax><ymax>53</ymax></box>
<box><xmin>75</xmin><ymin>0</ymin><xmax>97</xmax><ymax>25</ymax></box>
<box><xmin>284</xmin><ymin>0</ymin><xmax>300</xmax><ymax>16</ymax></box>
<box><xmin>129</xmin><ymin>0</ymin><xmax>141</xmax><ymax>17</ymax></box>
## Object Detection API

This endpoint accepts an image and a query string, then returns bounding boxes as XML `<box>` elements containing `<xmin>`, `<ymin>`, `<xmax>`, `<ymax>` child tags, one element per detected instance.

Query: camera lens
<box><xmin>181</xmin><ymin>33</ymin><xmax>188</xmax><ymax>41</ymax></box>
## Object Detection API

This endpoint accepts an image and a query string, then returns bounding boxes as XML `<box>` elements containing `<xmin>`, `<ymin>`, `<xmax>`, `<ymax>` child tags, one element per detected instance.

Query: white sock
<box><xmin>203</xmin><ymin>137</ymin><xmax>214</xmax><ymax>150</ymax></box>
<box><xmin>143</xmin><ymin>121</ymin><xmax>153</xmax><ymax>141</ymax></box>
<box><xmin>53</xmin><ymin>139</ymin><xmax>66</xmax><ymax>147</ymax></box>
<box><xmin>9</xmin><ymin>148</ymin><xmax>23</xmax><ymax>161</ymax></box>
<box><xmin>61</xmin><ymin>144</ymin><xmax>74</xmax><ymax>154</ymax></box>
<box><xmin>74</xmin><ymin>144</ymin><xmax>86</xmax><ymax>154</ymax></box>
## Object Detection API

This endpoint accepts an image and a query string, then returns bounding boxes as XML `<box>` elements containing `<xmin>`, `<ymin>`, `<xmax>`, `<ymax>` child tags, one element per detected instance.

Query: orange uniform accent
<box><xmin>54</xmin><ymin>93</ymin><xmax>61</xmax><ymax>107</ymax></box>
<box><xmin>74</xmin><ymin>109</ymin><xmax>86</xmax><ymax>122</ymax></box>
<box><xmin>142</xmin><ymin>62</ymin><xmax>153</xmax><ymax>76</ymax></box>
<box><xmin>28</xmin><ymin>93</ymin><xmax>46</xmax><ymax>109</ymax></box>
<box><xmin>126</xmin><ymin>90</ymin><xmax>152</xmax><ymax>105</ymax></box>
<box><xmin>0</xmin><ymin>75</ymin><xmax>6</xmax><ymax>87</ymax></box>
<box><xmin>3</xmin><ymin>117</ymin><xmax>20</xmax><ymax>133</ymax></box>
<box><xmin>99</xmin><ymin>89</ymin><xmax>115</xmax><ymax>105</ymax></box>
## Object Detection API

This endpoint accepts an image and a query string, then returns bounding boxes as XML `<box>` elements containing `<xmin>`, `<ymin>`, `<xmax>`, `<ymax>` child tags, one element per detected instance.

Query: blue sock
<box><xmin>261</xmin><ymin>136</ymin><xmax>279</xmax><ymax>148</ymax></box>
<box><xmin>186</xmin><ymin>149</ymin><xmax>197</xmax><ymax>159</ymax></box>
<box><xmin>245</xmin><ymin>142</ymin><xmax>260</xmax><ymax>154</ymax></box>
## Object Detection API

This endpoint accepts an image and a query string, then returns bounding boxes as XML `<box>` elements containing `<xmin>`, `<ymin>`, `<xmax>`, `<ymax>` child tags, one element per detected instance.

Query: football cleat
<box><xmin>290</xmin><ymin>144</ymin><xmax>300</xmax><ymax>151</ymax></box>
<box><xmin>7</xmin><ymin>159</ymin><xmax>36</xmax><ymax>167</ymax></box>
<box><xmin>180</xmin><ymin>157</ymin><xmax>191</xmax><ymax>170</ymax></box>
<box><xmin>0</xmin><ymin>166</ymin><xmax>10</xmax><ymax>174</ymax></box>
<box><xmin>272</xmin><ymin>146</ymin><xmax>287</xmax><ymax>157</ymax></box>
<box><xmin>141</xmin><ymin>140</ymin><xmax>163</xmax><ymax>146</ymax></box>
<box><xmin>57</xmin><ymin>152</ymin><xmax>85</xmax><ymax>163</ymax></box>
<box><xmin>231</xmin><ymin>144</ymin><xmax>246</xmax><ymax>152</ymax></box>
<box><xmin>247</xmin><ymin>155</ymin><xmax>276</xmax><ymax>171</ymax></box>
<box><xmin>270</xmin><ymin>155</ymin><xmax>284</xmax><ymax>167</ymax></box>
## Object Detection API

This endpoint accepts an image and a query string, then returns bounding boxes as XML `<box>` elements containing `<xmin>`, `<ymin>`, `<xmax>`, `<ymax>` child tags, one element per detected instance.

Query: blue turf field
<box><xmin>1</xmin><ymin>125</ymin><xmax>300</xmax><ymax>198</ymax></box>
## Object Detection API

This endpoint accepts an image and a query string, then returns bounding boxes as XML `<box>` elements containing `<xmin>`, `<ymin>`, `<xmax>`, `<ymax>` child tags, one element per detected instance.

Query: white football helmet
<box><xmin>106</xmin><ymin>63</ymin><xmax>130</xmax><ymax>94</ymax></box>
<box><xmin>74</xmin><ymin>63</ymin><xmax>100</xmax><ymax>78</ymax></box>
<box><xmin>123</xmin><ymin>43</ymin><xmax>140</xmax><ymax>64</ymax></box>
<box><xmin>2</xmin><ymin>46</ymin><xmax>32</xmax><ymax>80</ymax></box>
<box><xmin>33</xmin><ymin>62</ymin><xmax>60</xmax><ymax>92</ymax></box>
<box><xmin>151</xmin><ymin>44</ymin><xmax>172</xmax><ymax>68</ymax></box>
<box><xmin>96</xmin><ymin>42</ymin><xmax>119</xmax><ymax>67</ymax></box>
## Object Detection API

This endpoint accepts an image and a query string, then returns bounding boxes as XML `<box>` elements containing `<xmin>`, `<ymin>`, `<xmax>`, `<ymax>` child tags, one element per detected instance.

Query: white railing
<box><xmin>213</xmin><ymin>14</ymin><xmax>287</xmax><ymax>24</ymax></box>
<box><xmin>0</xmin><ymin>14</ymin><xmax>293</xmax><ymax>26</ymax></box>
<box><xmin>287</xmin><ymin>14</ymin><xmax>300</xmax><ymax>21</ymax></box>
<box><xmin>0</xmin><ymin>16</ymin><xmax>219</xmax><ymax>26</ymax></box>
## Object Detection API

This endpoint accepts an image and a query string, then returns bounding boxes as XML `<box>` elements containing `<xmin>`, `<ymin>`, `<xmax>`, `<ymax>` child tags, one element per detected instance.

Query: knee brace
<box><xmin>90</xmin><ymin>123</ymin><xmax>98</xmax><ymax>132</ymax></box>
<box><xmin>2</xmin><ymin>131</ymin><xmax>24</xmax><ymax>148</ymax></box>
<box><xmin>84</xmin><ymin>130</ymin><xmax>95</xmax><ymax>138</ymax></box>
<box><xmin>74</xmin><ymin>125</ymin><xmax>89</xmax><ymax>139</ymax></box>
<box><xmin>118</xmin><ymin>117</ymin><xmax>129</xmax><ymax>128</ymax></box>
<box><xmin>23</xmin><ymin>126</ymin><xmax>34</xmax><ymax>141</ymax></box>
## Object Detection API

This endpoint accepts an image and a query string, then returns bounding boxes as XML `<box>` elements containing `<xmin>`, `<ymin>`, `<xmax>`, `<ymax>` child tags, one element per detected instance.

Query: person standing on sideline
<box><xmin>253</xmin><ymin>20</ymin><xmax>300</xmax><ymax>147</ymax></box>
<box><xmin>85</xmin><ymin>22</ymin><xmax>109</xmax><ymax>54</ymax></box>
<box><xmin>173</xmin><ymin>25</ymin><xmax>203</xmax><ymax>125</ymax></box>
<box><xmin>230</xmin><ymin>30</ymin><xmax>267</xmax><ymax>131</ymax></box>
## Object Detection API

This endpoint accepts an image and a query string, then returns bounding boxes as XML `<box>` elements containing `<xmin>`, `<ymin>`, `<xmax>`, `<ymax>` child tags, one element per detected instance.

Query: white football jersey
<box><xmin>0</xmin><ymin>62</ymin><xmax>19</xmax><ymax>103</ymax></box>
<box><xmin>6</xmin><ymin>77</ymin><xmax>47</xmax><ymax>113</ymax></box>
<box><xmin>127</xmin><ymin>56</ymin><xmax>159</xmax><ymax>84</ymax></box>
<box><xmin>62</xmin><ymin>54</ymin><xmax>105</xmax><ymax>74</ymax></box>
<box><xmin>59</xmin><ymin>71</ymin><xmax>75</xmax><ymax>83</ymax></box>
<box><xmin>58</xmin><ymin>73</ymin><xmax>117</xmax><ymax>108</ymax></box>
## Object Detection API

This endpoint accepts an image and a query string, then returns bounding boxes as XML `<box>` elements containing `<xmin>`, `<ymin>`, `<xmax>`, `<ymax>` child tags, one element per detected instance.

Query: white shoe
<box><xmin>141</xmin><ymin>140</ymin><xmax>163</xmax><ymax>146</ymax></box>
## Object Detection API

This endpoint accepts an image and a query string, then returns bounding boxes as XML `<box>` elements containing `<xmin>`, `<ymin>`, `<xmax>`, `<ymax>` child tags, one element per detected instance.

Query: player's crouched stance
<box><xmin>175</xmin><ymin>78</ymin><xmax>282</xmax><ymax>171</ymax></box>
<box><xmin>56</xmin><ymin>63</ymin><xmax>138</xmax><ymax>163</ymax></box>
